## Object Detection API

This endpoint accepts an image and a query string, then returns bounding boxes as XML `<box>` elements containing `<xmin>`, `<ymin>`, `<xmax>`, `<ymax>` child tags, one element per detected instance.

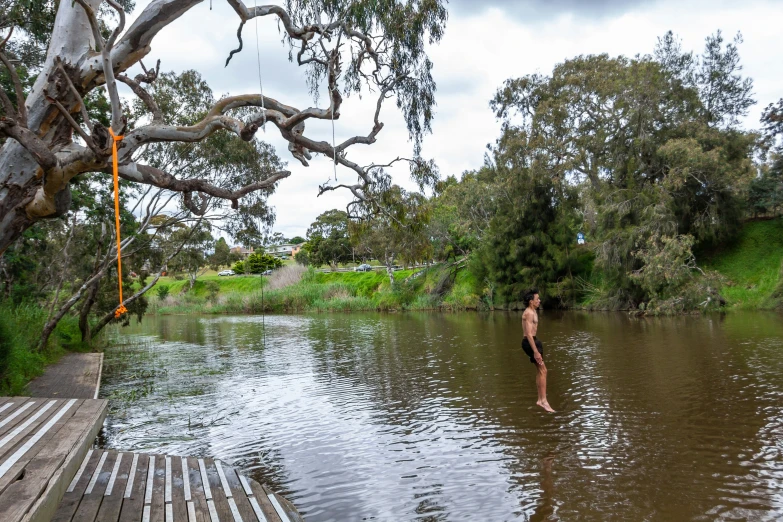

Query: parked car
<box><xmin>218</xmin><ymin>270</ymin><xmax>235</xmax><ymax>276</ymax></box>
<box><xmin>262</xmin><ymin>269</ymin><xmax>273</xmax><ymax>275</ymax></box>
<box><xmin>354</xmin><ymin>263</ymin><xmax>373</xmax><ymax>272</ymax></box>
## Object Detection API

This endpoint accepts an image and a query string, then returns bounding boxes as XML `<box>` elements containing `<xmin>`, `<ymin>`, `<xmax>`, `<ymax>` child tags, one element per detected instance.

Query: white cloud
<box><xmin>124</xmin><ymin>0</ymin><xmax>783</xmax><ymax>240</ymax></box>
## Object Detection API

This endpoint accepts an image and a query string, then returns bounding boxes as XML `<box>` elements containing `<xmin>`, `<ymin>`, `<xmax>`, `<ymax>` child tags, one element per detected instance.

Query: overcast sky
<box><xmin>123</xmin><ymin>0</ymin><xmax>783</xmax><ymax>241</ymax></box>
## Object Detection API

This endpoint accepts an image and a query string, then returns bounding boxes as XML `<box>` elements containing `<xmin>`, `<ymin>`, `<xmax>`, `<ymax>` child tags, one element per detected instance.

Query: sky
<box><xmin>122</xmin><ymin>0</ymin><xmax>783</xmax><ymax>242</ymax></box>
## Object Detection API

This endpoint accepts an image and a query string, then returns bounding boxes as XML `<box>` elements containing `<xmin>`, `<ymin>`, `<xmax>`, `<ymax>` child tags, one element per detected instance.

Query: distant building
<box><xmin>267</xmin><ymin>243</ymin><xmax>300</xmax><ymax>258</ymax></box>
<box><xmin>230</xmin><ymin>246</ymin><xmax>254</xmax><ymax>257</ymax></box>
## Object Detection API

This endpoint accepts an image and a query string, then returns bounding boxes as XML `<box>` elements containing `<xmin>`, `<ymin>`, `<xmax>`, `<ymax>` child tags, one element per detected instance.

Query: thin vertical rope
<box><xmin>109</xmin><ymin>128</ymin><xmax>127</xmax><ymax>318</ymax></box>
<box><xmin>253</xmin><ymin>0</ymin><xmax>266</xmax><ymax>130</ymax></box>
<box><xmin>331</xmin><ymin>87</ymin><xmax>337</xmax><ymax>181</ymax></box>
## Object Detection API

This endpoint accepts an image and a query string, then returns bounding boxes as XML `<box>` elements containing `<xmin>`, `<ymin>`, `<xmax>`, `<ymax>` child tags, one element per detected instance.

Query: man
<box><xmin>522</xmin><ymin>288</ymin><xmax>555</xmax><ymax>412</ymax></box>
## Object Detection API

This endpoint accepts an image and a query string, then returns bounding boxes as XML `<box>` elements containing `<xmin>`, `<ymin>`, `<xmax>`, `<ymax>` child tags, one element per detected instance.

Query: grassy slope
<box><xmin>148</xmin><ymin>220</ymin><xmax>783</xmax><ymax>315</ymax></box>
<box><xmin>150</xmin><ymin>268</ymin><xmax>430</xmax><ymax>314</ymax></box>
<box><xmin>700</xmin><ymin>218</ymin><xmax>783</xmax><ymax>309</ymax></box>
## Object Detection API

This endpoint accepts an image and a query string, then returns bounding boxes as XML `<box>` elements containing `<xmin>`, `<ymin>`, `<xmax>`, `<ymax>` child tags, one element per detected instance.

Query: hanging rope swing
<box><xmin>109</xmin><ymin>128</ymin><xmax>127</xmax><ymax>318</ymax></box>
<box><xmin>330</xmin><ymin>84</ymin><xmax>337</xmax><ymax>181</ymax></box>
<box><xmin>253</xmin><ymin>0</ymin><xmax>266</xmax><ymax>131</ymax></box>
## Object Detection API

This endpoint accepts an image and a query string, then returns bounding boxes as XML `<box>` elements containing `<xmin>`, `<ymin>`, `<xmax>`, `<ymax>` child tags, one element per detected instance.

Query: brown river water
<box><xmin>101</xmin><ymin>311</ymin><xmax>783</xmax><ymax>521</ymax></box>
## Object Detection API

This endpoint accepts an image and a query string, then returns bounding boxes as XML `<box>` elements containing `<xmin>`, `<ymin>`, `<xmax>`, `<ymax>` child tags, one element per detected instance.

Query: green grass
<box><xmin>700</xmin><ymin>218</ymin><xmax>783</xmax><ymax>309</ymax></box>
<box><xmin>0</xmin><ymin>302</ymin><xmax>90</xmax><ymax>395</ymax></box>
<box><xmin>148</xmin><ymin>267</ymin><xmax>452</xmax><ymax>314</ymax></box>
<box><xmin>160</xmin><ymin>275</ymin><xmax>267</xmax><ymax>297</ymax></box>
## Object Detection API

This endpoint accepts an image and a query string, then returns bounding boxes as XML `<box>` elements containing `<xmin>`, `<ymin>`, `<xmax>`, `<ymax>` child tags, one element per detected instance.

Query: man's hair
<box><xmin>523</xmin><ymin>288</ymin><xmax>539</xmax><ymax>308</ymax></box>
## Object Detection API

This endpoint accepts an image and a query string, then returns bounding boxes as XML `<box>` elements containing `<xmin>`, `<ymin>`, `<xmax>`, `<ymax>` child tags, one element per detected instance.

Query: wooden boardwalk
<box><xmin>53</xmin><ymin>449</ymin><xmax>302</xmax><ymax>522</ymax></box>
<box><xmin>5</xmin><ymin>353</ymin><xmax>305</xmax><ymax>522</ymax></box>
<box><xmin>26</xmin><ymin>353</ymin><xmax>104</xmax><ymax>400</ymax></box>
<box><xmin>0</xmin><ymin>397</ymin><xmax>108</xmax><ymax>522</ymax></box>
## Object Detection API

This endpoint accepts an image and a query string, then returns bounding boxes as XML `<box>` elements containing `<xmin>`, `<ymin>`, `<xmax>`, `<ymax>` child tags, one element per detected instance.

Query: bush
<box><xmin>266</xmin><ymin>264</ymin><xmax>306</xmax><ymax>290</ymax></box>
<box><xmin>156</xmin><ymin>285</ymin><xmax>170</xmax><ymax>300</ymax></box>
<box><xmin>205</xmin><ymin>281</ymin><xmax>220</xmax><ymax>303</ymax></box>
<box><xmin>0</xmin><ymin>316</ymin><xmax>11</xmax><ymax>385</ymax></box>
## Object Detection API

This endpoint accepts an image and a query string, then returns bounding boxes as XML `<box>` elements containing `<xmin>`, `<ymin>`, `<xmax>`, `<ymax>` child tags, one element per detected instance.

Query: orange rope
<box><xmin>110</xmin><ymin>128</ymin><xmax>127</xmax><ymax>319</ymax></box>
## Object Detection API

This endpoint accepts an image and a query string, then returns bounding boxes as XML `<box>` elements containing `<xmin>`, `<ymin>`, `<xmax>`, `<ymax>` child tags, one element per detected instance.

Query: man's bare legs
<box><xmin>536</xmin><ymin>362</ymin><xmax>555</xmax><ymax>412</ymax></box>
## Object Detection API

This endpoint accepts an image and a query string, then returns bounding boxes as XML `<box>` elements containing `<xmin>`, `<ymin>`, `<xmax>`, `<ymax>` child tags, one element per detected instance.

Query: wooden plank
<box><xmin>217</xmin><ymin>464</ymin><xmax>260</xmax><ymax>522</ymax></box>
<box><xmin>118</xmin><ymin>453</ymin><xmax>150</xmax><ymax>522</ymax></box>
<box><xmin>0</xmin><ymin>399</ymin><xmax>81</xmax><ymax>494</ymax></box>
<box><xmin>260</xmin><ymin>486</ymin><xmax>299</xmax><ymax>522</ymax></box>
<box><xmin>95</xmin><ymin>452</ymin><xmax>133</xmax><ymax>522</ymax></box>
<box><xmin>26</xmin><ymin>353</ymin><xmax>103</xmax><ymax>399</ymax></box>
<box><xmin>52</xmin><ymin>449</ymin><xmax>104</xmax><ymax>522</ymax></box>
<box><xmin>237</xmin><ymin>475</ymin><xmax>268</xmax><ymax>522</ymax></box>
<box><xmin>0</xmin><ymin>399</ymin><xmax>49</xmax><ymax>444</ymax></box>
<box><xmin>0</xmin><ymin>397</ymin><xmax>16</xmax><ymax>415</ymax></box>
<box><xmin>149</xmin><ymin>455</ymin><xmax>166</xmax><ymax>522</ymax></box>
<box><xmin>0</xmin><ymin>400</ymin><xmax>64</xmax><ymax>466</ymax></box>
<box><xmin>0</xmin><ymin>398</ymin><xmax>36</xmax><ymax>432</ymax></box>
<box><xmin>246</xmin><ymin>478</ymin><xmax>281</xmax><ymax>522</ymax></box>
<box><xmin>203</xmin><ymin>458</ymin><xmax>235</xmax><ymax>522</ymax></box>
<box><xmin>105</xmin><ymin>452</ymin><xmax>125</xmax><ymax>497</ymax></box>
<box><xmin>169</xmin><ymin>456</ymin><xmax>188</xmax><ymax>522</ymax></box>
<box><xmin>70</xmin><ymin>450</ymin><xmax>114</xmax><ymax>522</ymax></box>
<box><xmin>185</xmin><ymin>457</ymin><xmax>210</xmax><ymax>522</ymax></box>
<box><xmin>23</xmin><ymin>399</ymin><xmax>106</xmax><ymax>522</ymax></box>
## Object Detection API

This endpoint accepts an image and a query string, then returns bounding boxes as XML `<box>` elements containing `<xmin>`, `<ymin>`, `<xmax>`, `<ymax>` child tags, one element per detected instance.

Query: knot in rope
<box><xmin>109</xmin><ymin>128</ymin><xmax>128</xmax><ymax>319</ymax></box>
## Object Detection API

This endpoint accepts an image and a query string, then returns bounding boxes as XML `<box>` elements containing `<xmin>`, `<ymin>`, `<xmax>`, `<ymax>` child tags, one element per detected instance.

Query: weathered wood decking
<box><xmin>53</xmin><ymin>450</ymin><xmax>302</xmax><ymax>522</ymax></box>
<box><xmin>0</xmin><ymin>397</ymin><xmax>108</xmax><ymax>522</ymax></box>
<box><xmin>26</xmin><ymin>353</ymin><xmax>104</xmax><ymax>400</ymax></box>
<box><xmin>5</xmin><ymin>352</ymin><xmax>305</xmax><ymax>522</ymax></box>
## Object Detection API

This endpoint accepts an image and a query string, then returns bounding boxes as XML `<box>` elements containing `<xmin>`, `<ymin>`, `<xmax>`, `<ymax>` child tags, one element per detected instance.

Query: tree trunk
<box><xmin>78</xmin><ymin>279</ymin><xmax>101</xmax><ymax>343</ymax></box>
<box><xmin>0</xmin><ymin>0</ymin><xmax>104</xmax><ymax>255</ymax></box>
<box><xmin>385</xmin><ymin>251</ymin><xmax>394</xmax><ymax>287</ymax></box>
<box><xmin>38</xmin><ymin>265</ymin><xmax>109</xmax><ymax>350</ymax></box>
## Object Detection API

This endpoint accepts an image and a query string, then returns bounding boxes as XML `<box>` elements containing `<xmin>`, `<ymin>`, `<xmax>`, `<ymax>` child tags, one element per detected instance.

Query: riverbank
<box><xmin>0</xmin><ymin>302</ymin><xmax>92</xmax><ymax>395</ymax></box>
<box><xmin>148</xmin><ymin>220</ymin><xmax>783</xmax><ymax>316</ymax></box>
<box><xmin>149</xmin><ymin>264</ymin><xmax>480</xmax><ymax>314</ymax></box>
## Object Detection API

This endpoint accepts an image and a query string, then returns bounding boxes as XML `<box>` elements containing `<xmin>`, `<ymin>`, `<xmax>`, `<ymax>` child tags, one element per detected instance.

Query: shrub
<box><xmin>205</xmin><ymin>281</ymin><xmax>220</xmax><ymax>303</ymax></box>
<box><xmin>156</xmin><ymin>285</ymin><xmax>170</xmax><ymax>300</ymax></box>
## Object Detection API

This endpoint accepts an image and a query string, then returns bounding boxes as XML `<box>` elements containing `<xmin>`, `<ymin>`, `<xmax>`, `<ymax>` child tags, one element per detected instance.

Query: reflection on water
<box><xmin>101</xmin><ymin>311</ymin><xmax>783</xmax><ymax>521</ymax></box>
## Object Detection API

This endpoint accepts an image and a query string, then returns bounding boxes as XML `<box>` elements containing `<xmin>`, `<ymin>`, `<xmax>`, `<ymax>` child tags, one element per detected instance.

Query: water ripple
<box><xmin>100</xmin><ymin>311</ymin><xmax>783</xmax><ymax>521</ymax></box>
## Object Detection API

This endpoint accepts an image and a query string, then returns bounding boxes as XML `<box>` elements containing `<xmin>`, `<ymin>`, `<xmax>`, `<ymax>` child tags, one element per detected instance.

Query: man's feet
<box><xmin>537</xmin><ymin>400</ymin><xmax>555</xmax><ymax>413</ymax></box>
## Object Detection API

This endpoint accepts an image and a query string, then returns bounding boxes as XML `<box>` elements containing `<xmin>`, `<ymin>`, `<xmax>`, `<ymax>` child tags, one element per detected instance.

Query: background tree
<box><xmin>168</xmin><ymin>223</ymin><xmax>213</xmax><ymax>289</ymax></box>
<box><xmin>209</xmin><ymin>237</ymin><xmax>232</xmax><ymax>271</ymax></box>
<box><xmin>244</xmin><ymin>252</ymin><xmax>283</xmax><ymax>274</ymax></box>
<box><xmin>351</xmin><ymin>186</ymin><xmax>432</xmax><ymax>285</ymax></box>
<box><xmin>488</xmin><ymin>31</ymin><xmax>755</xmax><ymax>308</ymax></box>
<box><xmin>305</xmin><ymin>210</ymin><xmax>352</xmax><ymax>269</ymax></box>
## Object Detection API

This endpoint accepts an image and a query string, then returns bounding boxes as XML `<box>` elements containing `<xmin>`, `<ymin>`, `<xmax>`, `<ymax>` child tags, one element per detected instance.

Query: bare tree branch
<box><xmin>55</xmin><ymin>58</ymin><xmax>95</xmax><ymax>133</ymax></box>
<box><xmin>114</xmin><ymin>162</ymin><xmax>290</xmax><ymax>208</ymax></box>
<box><xmin>0</xmin><ymin>49</ymin><xmax>26</xmax><ymax>125</ymax></box>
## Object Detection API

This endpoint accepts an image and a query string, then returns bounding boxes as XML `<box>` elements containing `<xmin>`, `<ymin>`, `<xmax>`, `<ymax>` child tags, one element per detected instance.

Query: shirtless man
<box><xmin>521</xmin><ymin>288</ymin><xmax>554</xmax><ymax>412</ymax></box>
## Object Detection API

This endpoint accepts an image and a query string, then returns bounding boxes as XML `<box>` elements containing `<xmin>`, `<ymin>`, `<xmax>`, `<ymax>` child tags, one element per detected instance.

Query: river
<box><xmin>101</xmin><ymin>311</ymin><xmax>783</xmax><ymax>521</ymax></box>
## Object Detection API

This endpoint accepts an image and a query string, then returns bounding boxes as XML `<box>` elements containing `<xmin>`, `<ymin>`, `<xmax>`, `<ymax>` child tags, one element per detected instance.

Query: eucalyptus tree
<box><xmin>350</xmin><ymin>185</ymin><xmax>431</xmax><ymax>285</ymax></box>
<box><xmin>0</xmin><ymin>0</ymin><xmax>446</xmax><ymax>256</ymax></box>
<box><xmin>488</xmin><ymin>31</ymin><xmax>756</xmax><ymax>308</ymax></box>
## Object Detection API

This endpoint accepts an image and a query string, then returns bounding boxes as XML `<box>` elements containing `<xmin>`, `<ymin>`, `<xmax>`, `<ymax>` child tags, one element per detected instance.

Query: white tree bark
<box><xmin>0</xmin><ymin>0</ymin><xmax>434</xmax><ymax>254</ymax></box>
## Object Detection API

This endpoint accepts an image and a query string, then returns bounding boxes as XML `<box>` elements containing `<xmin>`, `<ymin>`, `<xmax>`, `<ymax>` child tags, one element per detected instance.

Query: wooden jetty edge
<box><xmin>54</xmin><ymin>450</ymin><xmax>302</xmax><ymax>522</ymax></box>
<box><xmin>0</xmin><ymin>397</ymin><xmax>108</xmax><ymax>522</ymax></box>
<box><xmin>3</xmin><ymin>351</ymin><xmax>306</xmax><ymax>522</ymax></box>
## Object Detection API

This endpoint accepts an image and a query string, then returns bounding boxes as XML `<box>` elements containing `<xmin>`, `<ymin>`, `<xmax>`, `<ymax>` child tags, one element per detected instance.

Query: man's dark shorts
<box><xmin>522</xmin><ymin>337</ymin><xmax>544</xmax><ymax>364</ymax></box>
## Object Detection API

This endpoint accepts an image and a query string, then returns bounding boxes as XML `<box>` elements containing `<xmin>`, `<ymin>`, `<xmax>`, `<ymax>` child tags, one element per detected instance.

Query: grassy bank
<box><xmin>701</xmin><ymin>218</ymin><xmax>783</xmax><ymax>310</ymax></box>
<box><xmin>148</xmin><ymin>220</ymin><xmax>783</xmax><ymax>316</ymax></box>
<box><xmin>0</xmin><ymin>303</ymin><xmax>89</xmax><ymax>395</ymax></box>
<box><xmin>149</xmin><ymin>262</ymin><xmax>486</xmax><ymax>315</ymax></box>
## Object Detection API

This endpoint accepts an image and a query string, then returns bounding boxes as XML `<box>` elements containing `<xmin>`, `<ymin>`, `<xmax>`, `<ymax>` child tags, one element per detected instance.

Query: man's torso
<box><xmin>522</xmin><ymin>308</ymin><xmax>538</xmax><ymax>338</ymax></box>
